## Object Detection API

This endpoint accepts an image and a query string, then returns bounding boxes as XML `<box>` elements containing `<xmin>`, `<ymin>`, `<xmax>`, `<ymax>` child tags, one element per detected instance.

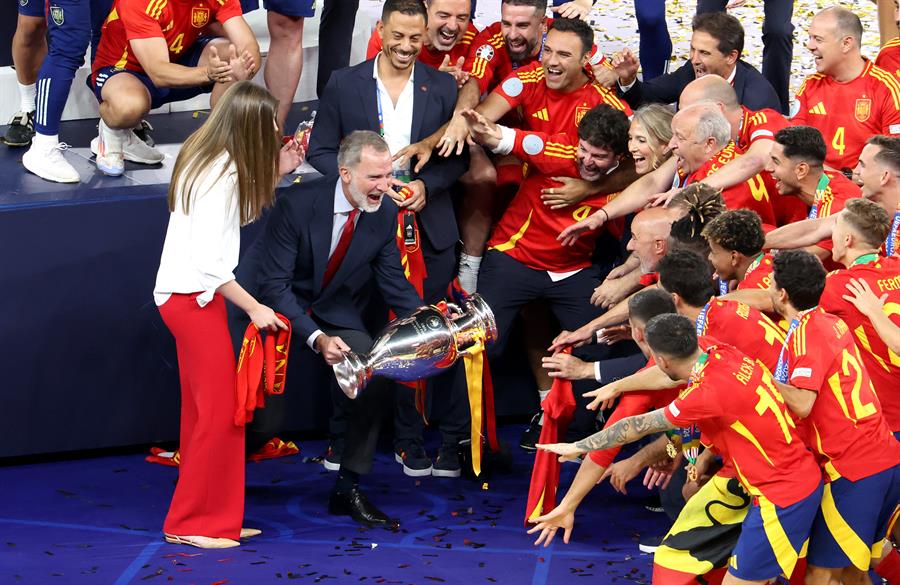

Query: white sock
<box><xmin>458</xmin><ymin>253</ymin><xmax>482</xmax><ymax>293</ymax></box>
<box><xmin>32</xmin><ymin>132</ymin><xmax>58</xmax><ymax>149</ymax></box>
<box><xmin>18</xmin><ymin>82</ymin><xmax>36</xmax><ymax>113</ymax></box>
<box><xmin>537</xmin><ymin>388</ymin><xmax>551</xmax><ymax>425</ymax></box>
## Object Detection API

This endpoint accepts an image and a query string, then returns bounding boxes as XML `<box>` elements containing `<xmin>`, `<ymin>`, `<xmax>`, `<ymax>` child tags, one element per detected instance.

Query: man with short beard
<box><xmin>257</xmin><ymin>131</ymin><xmax>424</xmax><ymax>528</ymax></box>
<box><xmin>366</xmin><ymin>0</ymin><xmax>477</xmax><ymax>88</ymax></box>
<box><xmin>308</xmin><ymin>0</ymin><xmax>469</xmax><ymax>482</ymax></box>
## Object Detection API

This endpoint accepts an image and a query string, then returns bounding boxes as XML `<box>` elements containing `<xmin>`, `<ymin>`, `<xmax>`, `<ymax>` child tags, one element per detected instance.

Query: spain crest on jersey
<box><xmin>191</xmin><ymin>6</ymin><xmax>210</xmax><ymax>28</ymax></box>
<box><xmin>49</xmin><ymin>5</ymin><xmax>64</xmax><ymax>25</ymax></box>
<box><xmin>575</xmin><ymin>105</ymin><xmax>590</xmax><ymax>127</ymax></box>
<box><xmin>855</xmin><ymin>98</ymin><xmax>872</xmax><ymax>122</ymax></box>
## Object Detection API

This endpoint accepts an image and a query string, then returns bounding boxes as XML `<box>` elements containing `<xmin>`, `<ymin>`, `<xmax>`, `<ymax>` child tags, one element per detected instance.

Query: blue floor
<box><xmin>0</xmin><ymin>427</ymin><xmax>663</xmax><ymax>585</ymax></box>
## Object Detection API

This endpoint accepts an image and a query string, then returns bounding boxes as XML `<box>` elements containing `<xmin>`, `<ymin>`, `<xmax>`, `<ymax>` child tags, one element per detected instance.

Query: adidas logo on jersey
<box><xmin>808</xmin><ymin>102</ymin><xmax>827</xmax><ymax>115</ymax></box>
<box><xmin>532</xmin><ymin>108</ymin><xmax>550</xmax><ymax>121</ymax></box>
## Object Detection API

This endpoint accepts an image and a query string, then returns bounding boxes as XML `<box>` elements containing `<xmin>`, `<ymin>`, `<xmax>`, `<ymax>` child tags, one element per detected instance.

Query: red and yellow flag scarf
<box><xmin>235</xmin><ymin>314</ymin><xmax>292</xmax><ymax>426</ymax></box>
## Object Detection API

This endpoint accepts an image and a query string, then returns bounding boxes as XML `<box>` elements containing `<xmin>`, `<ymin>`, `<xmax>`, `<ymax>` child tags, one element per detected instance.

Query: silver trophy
<box><xmin>332</xmin><ymin>294</ymin><xmax>498</xmax><ymax>399</ymax></box>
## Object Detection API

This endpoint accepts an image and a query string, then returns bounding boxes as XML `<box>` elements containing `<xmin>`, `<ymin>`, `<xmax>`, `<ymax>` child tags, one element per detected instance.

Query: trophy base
<box><xmin>332</xmin><ymin>352</ymin><xmax>368</xmax><ymax>400</ymax></box>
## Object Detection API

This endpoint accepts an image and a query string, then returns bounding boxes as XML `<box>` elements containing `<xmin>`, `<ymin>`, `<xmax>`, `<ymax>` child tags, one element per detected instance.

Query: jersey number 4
<box><xmin>169</xmin><ymin>33</ymin><xmax>185</xmax><ymax>55</ymax></box>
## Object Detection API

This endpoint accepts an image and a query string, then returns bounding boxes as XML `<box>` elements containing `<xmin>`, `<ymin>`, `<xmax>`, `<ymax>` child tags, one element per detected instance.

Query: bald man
<box><xmin>679</xmin><ymin>76</ymin><xmax>805</xmax><ymax>225</ymax></box>
<box><xmin>793</xmin><ymin>6</ymin><xmax>900</xmax><ymax>172</ymax></box>
<box><xmin>552</xmin><ymin>207</ymin><xmax>675</xmax><ymax>349</ymax></box>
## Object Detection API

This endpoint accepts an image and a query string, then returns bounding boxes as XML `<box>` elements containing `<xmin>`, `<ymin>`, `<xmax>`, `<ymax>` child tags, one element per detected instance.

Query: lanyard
<box><xmin>774</xmin><ymin>308</ymin><xmax>815</xmax><ymax>383</ymax></box>
<box><xmin>717</xmin><ymin>279</ymin><xmax>729</xmax><ymax>296</ymax></box>
<box><xmin>695</xmin><ymin>302</ymin><xmax>711</xmax><ymax>336</ymax></box>
<box><xmin>807</xmin><ymin>173</ymin><xmax>831</xmax><ymax>220</ymax></box>
<box><xmin>886</xmin><ymin>212</ymin><xmax>900</xmax><ymax>256</ymax></box>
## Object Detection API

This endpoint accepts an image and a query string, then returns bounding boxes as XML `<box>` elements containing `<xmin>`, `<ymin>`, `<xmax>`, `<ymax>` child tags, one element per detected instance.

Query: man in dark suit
<box><xmin>258</xmin><ymin>131</ymin><xmax>422</xmax><ymax>527</ymax></box>
<box><xmin>613</xmin><ymin>11</ymin><xmax>780</xmax><ymax>113</ymax></box>
<box><xmin>697</xmin><ymin>0</ymin><xmax>793</xmax><ymax>114</ymax></box>
<box><xmin>308</xmin><ymin>0</ymin><xmax>469</xmax><ymax>478</ymax></box>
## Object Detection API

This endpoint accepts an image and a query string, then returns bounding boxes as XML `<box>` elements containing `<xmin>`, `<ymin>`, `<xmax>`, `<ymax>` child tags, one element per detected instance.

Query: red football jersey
<box><xmin>697</xmin><ymin>299</ymin><xmax>785</xmax><ymax>373</ymax></box>
<box><xmin>588</xmin><ymin>356</ymin><xmax>681</xmax><ymax>468</ymax></box>
<box><xmin>366</xmin><ymin>22</ymin><xmax>479</xmax><ymax>69</ymax></box>
<box><xmin>491</xmin><ymin>61</ymin><xmax>630</xmax><ymax>136</ymax></box>
<box><xmin>487</xmin><ymin>129</ymin><xmax>624</xmax><ymax>271</ymax></box>
<box><xmin>688</xmin><ymin>142</ymin><xmax>778</xmax><ymax>229</ymax></box>
<box><xmin>665</xmin><ymin>344</ymin><xmax>822</xmax><ymax>507</ymax></box>
<box><xmin>737</xmin><ymin>106</ymin><xmax>788</xmax><ymax>150</ymax></box>
<box><xmin>792</xmin><ymin>61</ymin><xmax>900</xmax><ymax>170</ymax></box>
<box><xmin>809</xmin><ymin>171</ymin><xmax>861</xmax><ymax>256</ymax></box>
<box><xmin>819</xmin><ymin>255</ymin><xmax>900</xmax><ymax>431</ymax></box>
<box><xmin>93</xmin><ymin>0</ymin><xmax>242</xmax><ymax>78</ymax></box>
<box><xmin>736</xmin><ymin>253</ymin><xmax>774</xmax><ymax>292</ymax></box>
<box><xmin>875</xmin><ymin>38</ymin><xmax>900</xmax><ymax>80</ymax></box>
<box><xmin>782</xmin><ymin>308</ymin><xmax>900</xmax><ymax>481</ymax></box>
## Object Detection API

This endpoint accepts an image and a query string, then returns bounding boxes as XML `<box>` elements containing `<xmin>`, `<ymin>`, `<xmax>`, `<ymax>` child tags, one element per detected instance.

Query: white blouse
<box><xmin>153</xmin><ymin>152</ymin><xmax>240</xmax><ymax>307</ymax></box>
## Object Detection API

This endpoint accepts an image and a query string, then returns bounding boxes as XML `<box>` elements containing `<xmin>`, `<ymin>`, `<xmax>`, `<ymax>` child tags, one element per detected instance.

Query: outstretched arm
<box><xmin>538</xmin><ymin>408</ymin><xmax>675</xmax><ymax>459</ymax></box>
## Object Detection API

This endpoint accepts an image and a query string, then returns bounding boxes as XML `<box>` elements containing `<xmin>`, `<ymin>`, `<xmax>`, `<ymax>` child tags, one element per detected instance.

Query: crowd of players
<box><xmin>19</xmin><ymin>0</ymin><xmax>900</xmax><ymax>581</ymax></box>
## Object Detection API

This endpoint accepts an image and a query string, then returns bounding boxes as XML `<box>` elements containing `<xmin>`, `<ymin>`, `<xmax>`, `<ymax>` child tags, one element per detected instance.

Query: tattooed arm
<box><xmin>537</xmin><ymin>408</ymin><xmax>676</xmax><ymax>459</ymax></box>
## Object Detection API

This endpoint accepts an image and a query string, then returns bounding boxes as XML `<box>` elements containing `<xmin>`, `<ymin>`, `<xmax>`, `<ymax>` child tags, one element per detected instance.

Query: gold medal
<box><xmin>666</xmin><ymin>440</ymin><xmax>678</xmax><ymax>459</ymax></box>
<box><xmin>687</xmin><ymin>465</ymin><xmax>699</xmax><ymax>482</ymax></box>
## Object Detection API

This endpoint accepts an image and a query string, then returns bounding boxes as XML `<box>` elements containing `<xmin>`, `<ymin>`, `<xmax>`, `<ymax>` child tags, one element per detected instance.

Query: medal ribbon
<box><xmin>887</xmin><ymin>212</ymin><xmax>900</xmax><ymax>257</ymax></box>
<box><xmin>680</xmin><ymin>352</ymin><xmax>709</xmax><ymax>466</ymax></box>
<box><xmin>806</xmin><ymin>173</ymin><xmax>831</xmax><ymax>220</ymax></box>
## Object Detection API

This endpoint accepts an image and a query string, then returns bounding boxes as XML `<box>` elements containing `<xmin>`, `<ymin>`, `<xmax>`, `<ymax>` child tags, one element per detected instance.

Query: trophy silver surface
<box><xmin>332</xmin><ymin>294</ymin><xmax>497</xmax><ymax>399</ymax></box>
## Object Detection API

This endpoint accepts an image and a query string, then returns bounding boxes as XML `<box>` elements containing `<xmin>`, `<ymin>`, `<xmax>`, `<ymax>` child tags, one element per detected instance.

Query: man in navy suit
<box><xmin>308</xmin><ymin>0</ymin><xmax>469</xmax><ymax>479</ymax></box>
<box><xmin>613</xmin><ymin>11</ymin><xmax>780</xmax><ymax>113</ymax></box>
<box><xmin>258</xmin><ymin>131</ymin><xmax>422</xmax><ymax>527</ymax></box>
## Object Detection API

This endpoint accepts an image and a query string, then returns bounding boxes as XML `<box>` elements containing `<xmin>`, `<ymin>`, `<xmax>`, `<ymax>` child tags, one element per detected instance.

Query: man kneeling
<box><xmin>90</xmin><ymin>0</ymin><xmax>260</xmax><ymax>176</ymax></box>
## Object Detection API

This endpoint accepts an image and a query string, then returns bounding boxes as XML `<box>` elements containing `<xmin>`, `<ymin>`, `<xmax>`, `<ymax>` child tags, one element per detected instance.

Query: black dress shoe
<box><xmin>328</xmin><ymin>487</ymin><xmax>399</xmax><ymax>529</ymax></box>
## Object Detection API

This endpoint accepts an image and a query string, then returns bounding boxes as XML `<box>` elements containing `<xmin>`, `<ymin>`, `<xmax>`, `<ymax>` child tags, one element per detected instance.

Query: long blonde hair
<box><xmin>168</xmin><ymin>81</ymin><xmax>281</xmax><ymax>225</ymax></box>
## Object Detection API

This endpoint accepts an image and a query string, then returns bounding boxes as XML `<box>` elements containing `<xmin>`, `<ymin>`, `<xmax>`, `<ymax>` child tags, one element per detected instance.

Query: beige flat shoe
<box><xmin>240</xmin><ymin>528</ymin><xmax>262</xmax><ymax>538</ymax></box>
<box><xmin>164</xmin><ymin>534</ymin><xmax>240</xmax><ymax>549</ymax></box>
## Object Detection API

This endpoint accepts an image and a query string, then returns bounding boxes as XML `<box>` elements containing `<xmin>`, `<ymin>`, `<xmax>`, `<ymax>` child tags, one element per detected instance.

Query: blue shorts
<box><xmin>807</xmin><ymin>465</ymin><xmax>900</xmax><ymax>570</ymax></box>
<box><xmin>18</xmin><ymin>0</ymin><xmax>44</xmax><ymax>18</ymax></box>
<box><xmin>240</xmin><ymin>0</ymin><xmax>315</xmax><ymax>17</ymax></box>
<box><xmin>728</xmin><ymin>481</ymin><xmax>824</xmax><ymax>581</ymax></box>
<box><xmin>92</xmin><ymin>38</ymin><xmax>212</xmax><ymax>110</ymax></box>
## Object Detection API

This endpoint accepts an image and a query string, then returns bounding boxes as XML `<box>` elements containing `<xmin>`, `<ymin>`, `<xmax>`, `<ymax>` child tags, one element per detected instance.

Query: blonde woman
<box><xmin>628</xmin><ymin>104</ymin><xmax>674</xmax><ymax>175</ymax></box>
<box><xmin>153</xmin><ymin>81</ymin><xmax>302</xmax><ymax>549</ymax></box>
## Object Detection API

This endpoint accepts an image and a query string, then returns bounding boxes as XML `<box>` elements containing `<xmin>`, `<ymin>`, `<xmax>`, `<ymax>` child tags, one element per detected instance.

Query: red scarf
<box><xmin>525</xmin><ymin>347</ymin><xmax>576</xmax><ymax>525</ymax></box>
<box><xmin>234</xmin><ymin>315</ymin><xmax>292</xmax><ymax>426</ymax></box>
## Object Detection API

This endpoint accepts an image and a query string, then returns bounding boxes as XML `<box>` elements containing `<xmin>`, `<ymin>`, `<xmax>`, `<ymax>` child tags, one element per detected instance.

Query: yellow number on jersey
<box><xmin>831</xmin><ymin>127</ymin><xmax>846</xmax><ymax>157</ymax></box>
<box><xmin>169</xmin><ymin>33</ymin><xmax>185</xmax><ymax>55</ymax></box>
<box><xmin>753</xmin><ymin>377</ymin><xmax>793</xmax><ymax>443</ymax></box>
<box><xmin>826</xmin><ymin>348</ymin><xmax>877</xmax><ymax>422</ymax></box>
<box><xmin>572</xmin><ymin>205</ymin><xmax>591</xmax><ymax>222</ymax></box>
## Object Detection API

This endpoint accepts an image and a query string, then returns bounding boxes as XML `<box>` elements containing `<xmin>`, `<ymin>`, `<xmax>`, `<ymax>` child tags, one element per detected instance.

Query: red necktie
<box><xmin>322</xmin><ymin>208</ymin><xmax>359</xmax><ymax>288</ymax></box>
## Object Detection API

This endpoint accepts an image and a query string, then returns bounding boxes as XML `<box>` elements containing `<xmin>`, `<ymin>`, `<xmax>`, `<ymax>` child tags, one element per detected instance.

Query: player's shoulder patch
<box><xmin>522</xmin><ymin>134</ymin><xmax>544</xmax><ymax>155</ymax></box>
<box><xmin>475</xmin><ymin>44</ymin><xmax>495</xmax><ymax>62</ymax></box>
<box><xmin>501</xmin><ymin>77</ymin><xmax>523</xmax><ymax>97</ymax></box>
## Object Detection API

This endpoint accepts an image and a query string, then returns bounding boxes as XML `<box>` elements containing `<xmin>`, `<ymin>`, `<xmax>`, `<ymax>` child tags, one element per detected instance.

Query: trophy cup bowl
<box><xmin>332</xmin><ymin>294</ymin><xmax>497</xmax><ymax>399</ymax></box>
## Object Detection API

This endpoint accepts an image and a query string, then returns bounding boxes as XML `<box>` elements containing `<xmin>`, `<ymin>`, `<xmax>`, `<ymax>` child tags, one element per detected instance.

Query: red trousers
<box><xmin>159</xmin><ymin>293</ymin><xmax>244</xmax><ymax>539</ymax></box>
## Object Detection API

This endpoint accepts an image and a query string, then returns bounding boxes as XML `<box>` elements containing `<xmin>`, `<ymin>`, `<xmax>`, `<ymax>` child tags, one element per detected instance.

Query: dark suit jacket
<box><xmin>620</xmin><ymin>60</ymin><xmax>781</xmax><ymax>112</ymax></box>
<box><xmin>256</xmin><ymin>176</ymin><xmax>422</xmax><ymax>342</ymax></box>
<box><xmin>308</xmin><ymin>59</ymin><xmax>466</xmax><ymax>252</ymax></box>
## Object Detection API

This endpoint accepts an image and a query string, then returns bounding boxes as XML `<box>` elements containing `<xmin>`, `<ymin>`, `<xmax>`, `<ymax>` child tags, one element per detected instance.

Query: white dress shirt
<box><xmin>373</xmin><ymin>54</ymin><xmax>415</xmax><ymax>175</ymax></box>
<box><xmin>307</xmin><ymin>180</ymin><xmax>362</xmax><ymax>350</ymax></box>
<box><xmin>154</xmin><ymin>152</ymin><xmax>239</xmax><ymax>307</ymax></box>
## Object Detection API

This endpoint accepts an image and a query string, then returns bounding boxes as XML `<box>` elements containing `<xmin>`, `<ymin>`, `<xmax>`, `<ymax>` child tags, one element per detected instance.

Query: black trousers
<box><xmin>316</xmin><ymin>0</ymin><xmax>360</xmax><ymax>97</ymax></box>
<box><xmin>477</xmin><ymin>250</ymin><xmax>633</xmax><ymax>436</ymax></box>
<box><xmin>696</xmin><ymin>0</ymin><xmax>794</xmax><ymax>114</ymax></box>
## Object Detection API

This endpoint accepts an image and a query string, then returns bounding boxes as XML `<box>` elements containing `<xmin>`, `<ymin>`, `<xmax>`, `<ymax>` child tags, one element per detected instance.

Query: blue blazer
<box><xmin>256</xmin><ymin>176</ymin><xmax>422</xmax><ymax>342</ymax></box>
<box><xmin>308</xmin><ymin>59</ymin><xmax>466</xmax><ymax>252</ymax></box>
<box><xmin>620</xmin><ymin>59</ymin><xmax>781</xmax><ymax>112</ymax></box>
